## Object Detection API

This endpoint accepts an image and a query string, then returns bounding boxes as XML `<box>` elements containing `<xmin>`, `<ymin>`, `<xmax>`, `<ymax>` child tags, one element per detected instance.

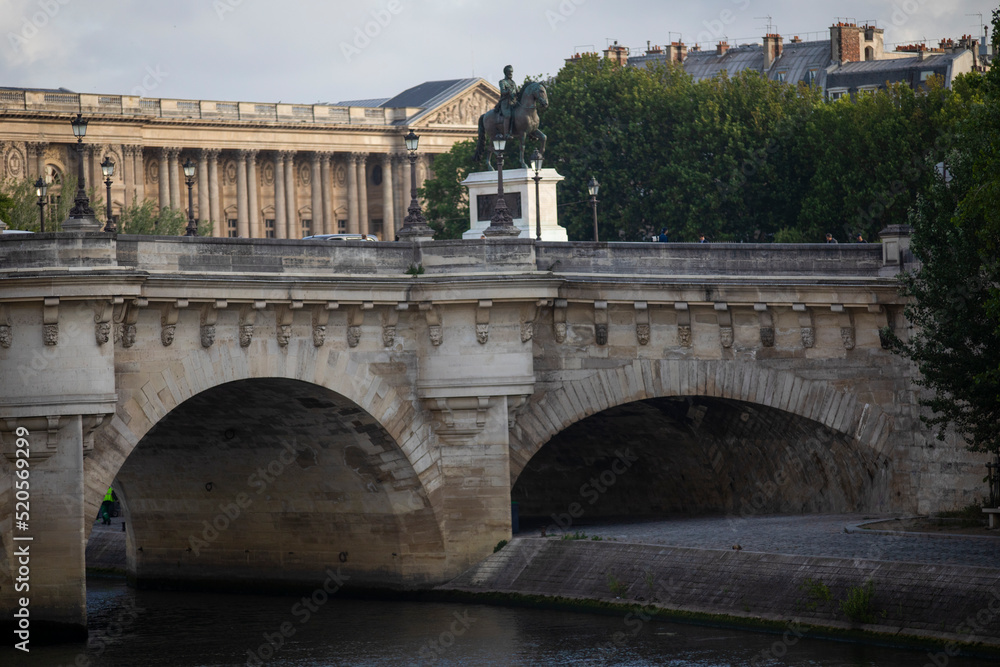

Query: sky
<box><xmin>2</xmin><ymin>0</ymin><xmax>996</xmax><ymax>105</ymax></box>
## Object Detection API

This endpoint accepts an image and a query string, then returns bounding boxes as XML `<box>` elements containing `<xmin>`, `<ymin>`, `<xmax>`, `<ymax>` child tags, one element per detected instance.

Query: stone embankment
<box><xmin>440</xmin><ymin>535</ymin><xmax>1000</xmax><ymax>653</ymax></box>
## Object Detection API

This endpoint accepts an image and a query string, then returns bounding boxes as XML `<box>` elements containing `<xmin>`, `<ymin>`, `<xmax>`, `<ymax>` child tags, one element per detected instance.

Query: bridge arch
<box><xmin>85</xmin><ymin>341</ymin><xmax>445</xmax><ymax>589</ymax></box>
<box><xmin>510</xmin><ymin>360</ymin><xmax>895</xmax><ymax>519</ymax></box>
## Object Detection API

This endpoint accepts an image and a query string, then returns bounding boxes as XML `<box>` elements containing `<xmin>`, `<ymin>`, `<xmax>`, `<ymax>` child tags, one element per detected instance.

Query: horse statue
<box><xmin>473</xmin><ymin>80</ymin><xmax>548</xmax><ymax>170</ymax></box>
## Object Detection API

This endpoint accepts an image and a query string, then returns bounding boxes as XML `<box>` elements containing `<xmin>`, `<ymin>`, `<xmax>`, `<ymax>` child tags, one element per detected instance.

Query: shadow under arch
<box><xmin>90</xmin><ymin>377</ymin><xmax>444</xmax><ymax>592</ymax></box>
<box><xmin>510</xmin><ymin>361</ymin><xmax>896</xmax><ymax>524</ymax></box>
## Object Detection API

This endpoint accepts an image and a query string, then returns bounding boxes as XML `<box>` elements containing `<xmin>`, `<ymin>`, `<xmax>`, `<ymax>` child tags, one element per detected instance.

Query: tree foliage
<box><xmin>115</xmin><ymin>199</ymin><xmax>209</xmax><ymax>236</ymax></box>
<box><xmin>1</xmin><ymin>174</ymin><xmax>79</xmax><ymax>231</ymax></box>
<box><xmin>419</xmin><ymin>140</ymin><xmax>476</xmax><ymax>239</ymax></box>
<box><xmin>890</xmin><ymin>8</ymin><xmax>1000</xmax><ymax>456</ymax></box>
<box><xmin>0</xmin><ymin>175</ymin><xmax>209</xmax><ymax>236</ymax></box>
<box><xmin>421</xmin><ymin>55</ymin><xmax>975</xmax><ymax>243</ymax></box>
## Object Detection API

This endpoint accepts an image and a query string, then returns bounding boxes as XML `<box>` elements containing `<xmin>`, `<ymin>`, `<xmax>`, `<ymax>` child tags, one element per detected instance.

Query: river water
<box><xmin>3</xmin><ymin>577</ymin><xmax>995</xmax><ymax>666</ymax></box>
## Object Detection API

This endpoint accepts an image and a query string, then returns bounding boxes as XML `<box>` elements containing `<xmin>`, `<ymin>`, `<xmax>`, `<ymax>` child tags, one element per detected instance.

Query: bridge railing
<box><xmin>0</xmin><ymin>235</ymin><xmax>897</xmax><ymax>281</ymax></box>
<box><xmin>535</xmin><ymin>242</ymin><xmax>887</xmax><ymax>278</ymax></box>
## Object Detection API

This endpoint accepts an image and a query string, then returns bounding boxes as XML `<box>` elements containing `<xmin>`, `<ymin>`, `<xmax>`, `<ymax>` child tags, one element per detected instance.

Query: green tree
<box><xmin>419</xmin><ymin>140</ymin><xmax>477</xmax><ymax>239</ymax></box>
<box><xmin>889</xmin><ymin>8</ymin><xmax>1000</xmax><ymax>457</ymax></box>
<box><xmin>116</xmin><ymin>199</ymin><xmax>208</xmax><ymax>236</ymax></box>
<box><xmin>418</xmin><ymin>49</ymin><xmax>975</xmax><ymax>245</ymax></box>
<box><xmin>1</xmin><ymin>174</ymin><xmax>79</xmax><ymax>231</ymax></box>
<box><xmin>0</xmin><ymin>192</ymin><xmax>13</xmax><ymax>225</ymax></box>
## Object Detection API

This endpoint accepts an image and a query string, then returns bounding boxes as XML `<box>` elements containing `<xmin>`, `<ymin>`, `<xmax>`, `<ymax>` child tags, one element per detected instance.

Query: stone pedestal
<box><xmin>462</xmin><ymin>168</ymin><xmax>567</xmax><ymax>241</ymax></box>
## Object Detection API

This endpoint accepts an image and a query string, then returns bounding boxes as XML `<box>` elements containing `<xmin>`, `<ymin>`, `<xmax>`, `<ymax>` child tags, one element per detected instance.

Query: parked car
<box><xmin>302</xmin><ymin>234</ymin><xmax>378</xmax><ymax>241</ymax></box>
<box><xmin>1</xmin><ymin>229</ymin><xmax>34</xmax><ymax>235</ymax></box>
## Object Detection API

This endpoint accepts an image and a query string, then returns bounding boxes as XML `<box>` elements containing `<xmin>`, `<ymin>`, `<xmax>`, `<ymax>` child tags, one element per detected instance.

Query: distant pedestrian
<box><xmin>657</xmin><ymin>228</ymin><xmax>669</xmax><ymax>243</ymax></box>
<box><xmin>698</xmin><ymin>233</ymin><xmax>707</xmax><ymax>243</ymax></box>
<box><xmin>98</xmin><ymin>486</ymin><xmax>116</xmax><ymax>525</ymax></box>
<box><xmin>855</xmin><ymin>232</ymin><xmax>867</xmax><ymax>243</ymax></box>
<box><xmin>825</xmin><ymin>233</ymin><xmax>838</xmax><ymax>244</ymax></box>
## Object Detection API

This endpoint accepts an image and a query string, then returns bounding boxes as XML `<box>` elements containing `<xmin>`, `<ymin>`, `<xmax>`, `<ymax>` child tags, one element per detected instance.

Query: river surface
<box><xmin>3</xmin><ymin>576</ymin><xmax>996</xmax><ymax>666</ymax></box>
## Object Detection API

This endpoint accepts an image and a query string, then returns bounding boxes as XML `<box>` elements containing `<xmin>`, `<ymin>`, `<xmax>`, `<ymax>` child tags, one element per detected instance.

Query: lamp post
<box><xmin>397</xmin><ymin>130</ymin><xmax>434</xmax><ymax>240</ymax></box>
<box><xmin>530</xmin><ymin>149</ymin><xmax>543</xmax><ymax>241</ymax></box>
<box><xmin>588</xmin><ymin>176</ymin><xmax>600</xmax><ymax>242</ymax></box>
<box><xmin>64</xmin><ymin>113</ymin><xmax>100</xmax><ymax>230</ymax></box>
<box><xmin>34</xmin><ymin>177</ymin><xmax>47</xmax><ymax>233</ymax></box>
<box><xmin>183</xmin><ymin>158</ymin><xmax>198</xmax><ymax>236</ymax></box>
<box><xmin>100</xmin><ymin>157</ymin><xmax>116</xmax><ymax>233</ymax></box>
<box><xmin>484</xmin><ymin>133</ymin><xmax>520</xmax><ymax>237</ymax></box>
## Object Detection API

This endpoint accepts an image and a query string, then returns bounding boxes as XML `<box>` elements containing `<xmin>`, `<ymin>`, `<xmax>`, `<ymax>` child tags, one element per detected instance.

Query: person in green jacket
<box><xmin>99</xmin><ymin>487</ymin><xmax>116</xmax><ymax>525</ymax></box>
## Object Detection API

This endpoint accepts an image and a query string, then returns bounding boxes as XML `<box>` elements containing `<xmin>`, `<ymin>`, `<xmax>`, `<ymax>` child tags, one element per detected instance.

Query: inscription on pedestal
<box><xmin>477</xmin><ymin>192</ymin><xmax>522</xmax><ymax>221</ymax></box>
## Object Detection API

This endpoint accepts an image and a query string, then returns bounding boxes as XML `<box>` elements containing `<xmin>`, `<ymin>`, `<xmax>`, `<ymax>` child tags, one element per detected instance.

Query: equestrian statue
<box><xmin>473</xmin><ymin>65</ymin><xmax>548</xmax><ymax>170</ymax></box>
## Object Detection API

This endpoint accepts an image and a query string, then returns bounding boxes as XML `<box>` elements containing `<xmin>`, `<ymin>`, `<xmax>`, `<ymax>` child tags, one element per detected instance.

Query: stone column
<box><xmin>346</xmin><ymin>154</ymin><xmax>359</xmax><ymax>234</ymax></box>
<box><xmin>284</xmin><ymin>151</ymin><xmax>297</xmax><ymax>238</ymax></box>
<box><xmin>132</xmin><ymin>147</ymin><xmax>145</xmax><ymax>205</ymax></box>
<box><xmin>236</xmin><ymin>149</ymin><xmax>249</xmax><ymax>238</ymax></box>
<box><xmin>122</xmin><ymin>146</ymin><xmax>135</xmax><ymax>207</ymax></box>
<box><xmin>380</xmin><ymin>153</ymin><xmax>395</xmax><ymax>241</ymax></box>
<box><xmin>247</xmin><ymin>150</ymin><xmax>260</xmax><ymax>238</ymax></box>
<box><xmin>157</xmin><ymin>148</ymin><xmax>170</xmax><ymax>210</ymax></box>
<box><xmin>392</xmin><ymin>153</ymin><xmax>407</xmax><ymax>237</ymax></box>
<box><xmin>84</xmin><ymin>146</ymin><xmax>99</xmax><ymax>199</ymax></box>
<box><xmin>274</xmin><ymin>152</ymin><xmax>287</xmax><ymax>239</ymax></box>
<box><xmin>197</xmin><ymin>149</ymin><xmax>210</xmax><ymax>227</ymax></box>
<box><xmin>207</xmin><ymin>149</ymin><xmax>221</xmax><ymax>236</ymax></box>
<box><xmin>25</xmin><ymin>142</ymin><xmax>38</xmax><ymax>179</ymax></box>
<box><xmin>320</xmin><ymin>152</ymin><xmax>334</xmax><ymax>234</ymax></box>
<box><xmin>26</xmin><ymin>142</ymin><xmax>46</xmax><ymax>179</ymax></box>
<box><xmin>167</xmin><ymin>148</ymin><xmax>181</xmax><ymax>209</ymax></box>
<box><xmin>310</xmin><ymin>153</ymin><xmax>322</xmax><ymax>237</ymax></box>
<box><xmin>356</xmin><ymin>153</ymin><xmax>369</xmax><ymax>235</ymax></box>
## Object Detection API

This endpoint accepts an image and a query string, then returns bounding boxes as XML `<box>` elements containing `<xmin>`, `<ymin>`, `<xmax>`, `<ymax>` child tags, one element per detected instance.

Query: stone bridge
<box><xmin>0</xmin><ymin>231</ymin><xmax>983</xmax><ymax>635</ymax></box>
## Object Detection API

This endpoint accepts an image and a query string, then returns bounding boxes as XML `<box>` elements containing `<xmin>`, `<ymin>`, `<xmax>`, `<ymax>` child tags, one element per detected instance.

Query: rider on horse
<box><xmin>494</xmin><ymin>65</ymin><xmax>519</xmax><ymax>137</ymax></box>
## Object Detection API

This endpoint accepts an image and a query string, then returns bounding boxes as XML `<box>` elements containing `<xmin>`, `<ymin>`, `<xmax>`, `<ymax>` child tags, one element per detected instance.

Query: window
<box><xmin>227</xmin><ymin>219</ymin><xmax>238</xmax><ymax>237</ymax></box>
<box><xmin>337</xmin><ymin>219</ymin><xmax>347</xmax><ymax>233</ymax></box>
<box><xmin>805</xmin><ymin>69</ymin><xmax>817</xmax><ymax>85</ymax></box>
<box><xmin>776</xmin><ymin>71</ymin><xmax>787</xmax><ymax>83</ymax></box>
<box><xmin>371</xmin><ymin>164</ymin><xmax>383</xmax><ymax>186</ymax></box>
<box><xmin>265</xmin><ymin>219</ymin><xmax>275</xmax><ymax>239</ymax></box>
<box><xmin>919</xmin><ymin>70</ymin><xmax>936</xmax><ymax>82</ymax></box>
<box><xmin>865</xmin><ymin>46</ymin><xmax>874</xmax><ymax>61</ymax></box>
<box><xmin>301</xmin><ymin>219</ymin><xmax>312</xmax><ymax>237</ymax></box>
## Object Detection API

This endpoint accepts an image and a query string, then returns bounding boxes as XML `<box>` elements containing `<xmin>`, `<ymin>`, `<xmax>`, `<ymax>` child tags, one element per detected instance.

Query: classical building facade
<box><xmin>0</xmin><ymin>78</ymin><xmax>497</xmax><ymax>238</ymax></box>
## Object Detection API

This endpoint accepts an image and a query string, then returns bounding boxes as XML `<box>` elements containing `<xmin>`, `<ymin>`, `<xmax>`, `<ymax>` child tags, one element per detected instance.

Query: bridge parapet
<box><xmin>1</xmin><ymin>234</ymin><xmax>903</xmax><ymax>281</ymax></box>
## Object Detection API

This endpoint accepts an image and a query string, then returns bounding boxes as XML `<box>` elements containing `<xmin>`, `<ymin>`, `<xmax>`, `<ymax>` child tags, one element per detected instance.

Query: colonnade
<box><xmin>27</xmin><ymin>142</ymin><xmax>432</xmax><ymax>240</ymax></box>
<box><xmin>144</xmin><ymin>148</ymin><xmax>428</xmax><ymax>240</ymax></box>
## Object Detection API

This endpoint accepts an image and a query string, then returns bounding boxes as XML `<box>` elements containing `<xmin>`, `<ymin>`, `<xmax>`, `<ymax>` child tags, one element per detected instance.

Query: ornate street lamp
<box><xmin>484</xmin><ymin>133</ymin><xmax>520</xmax><ymax>237</ymax></box>
<box><xmin>588</xmin><ymin>176</ymin><xmax>600</xmax><ymax>242</ymax></box>
<box><xmin>397</xmin><ymin>130</ymin><xmax>434</xmax><ymax>240</ymax></box>
<box><xmin>183</xmin><ymin>158</ymin><xmax>198</xmax><ymax>237</ymax></box>
<box><xmin>34</xmin><ymin>177</ymin><xmax>47</xmax><ymax>233</ymax></box>
<box><xmin>64</xmin><ymin>113</ymin><xmax>100</xmax><ymax>230</ymax></box>
<box><xmin>100</xmin><ymin>157</ymin><xmax>116</xmax><ymax>233</ymax></box>
<box><xmin>530</xmin><ymin>149</ymin><xmax>543</xmax><ymax>241</ymax></box>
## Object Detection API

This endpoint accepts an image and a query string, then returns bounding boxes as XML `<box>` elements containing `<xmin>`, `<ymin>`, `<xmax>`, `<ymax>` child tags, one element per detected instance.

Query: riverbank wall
<box><xmin>439</xmin><ymin>537</ymin><xmax>1000</xmax><ymax>654</ymax></box>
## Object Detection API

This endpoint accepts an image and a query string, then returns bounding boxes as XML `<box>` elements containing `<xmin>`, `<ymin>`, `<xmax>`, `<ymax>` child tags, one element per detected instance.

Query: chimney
<box><xmin>830</xmin><ymin>23</ymin><xmax>861</xmax><ymax>64</ymax></box>
<box><xmin>791</xmin><ymin>35</ymin><xmax>802</xmax><ymax>44</ymax></box>
<box><xmin>716</xmin><ymin>41</ymin><xmax>730</xmax><ymax>56</ymax></box>
<box><xmin>602</xmin><ymin>40</ymin><xmax>629</xmax><ymax>66</ymax></box>
<box><xmin>762</xmin><ymin>33</ymin><xmax>783</xmax><ymax>70</ymax></box>
<box><xmin>665</xmin><ymin>41</ymin><xmax>688</xmax><ymax>63</ymax></box>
